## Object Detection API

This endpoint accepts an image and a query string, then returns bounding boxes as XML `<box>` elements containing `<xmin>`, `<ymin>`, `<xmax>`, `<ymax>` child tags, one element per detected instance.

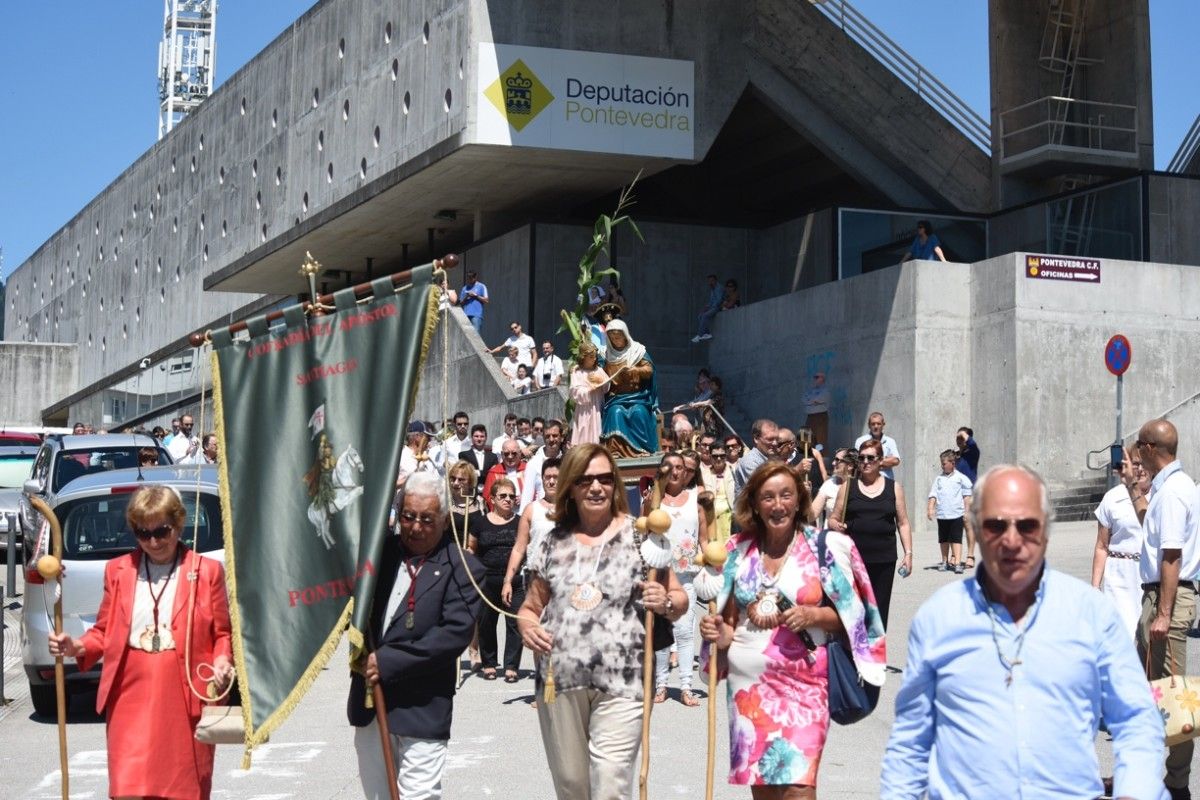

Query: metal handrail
<box><xmin>809</xmin><ymin>0</ymin><xmax>991</xmax><ymax>153</ymax></box>
<box><xmin>1167</xmin><ymin>113</ymin><xmax>1200</xmax><ymax>173</ymax></box>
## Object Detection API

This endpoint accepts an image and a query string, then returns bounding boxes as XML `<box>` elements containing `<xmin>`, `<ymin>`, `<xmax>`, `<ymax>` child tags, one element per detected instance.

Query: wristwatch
<box><xmin>664</xmin><ymin>595</ymin><xmax>675</xmax><ymax>615</ymax></box>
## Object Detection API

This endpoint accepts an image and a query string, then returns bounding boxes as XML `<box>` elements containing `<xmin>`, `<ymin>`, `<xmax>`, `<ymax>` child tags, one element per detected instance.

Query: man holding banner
<box><xmin>348</xmin><ymin>472</ymin><xmax>485</xmax><ymax>799</ymax></box>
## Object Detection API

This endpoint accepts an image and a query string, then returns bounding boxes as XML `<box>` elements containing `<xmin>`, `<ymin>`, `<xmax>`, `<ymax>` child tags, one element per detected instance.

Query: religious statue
<box><xmin>600</xmin><ymin>319</ymin><xmax>659</xmax><ymax>457</ymax></box>
<box><xmin>569</xmin><ymin>341</ymin><xmax>608</xmax><ymax>446</ymax></box>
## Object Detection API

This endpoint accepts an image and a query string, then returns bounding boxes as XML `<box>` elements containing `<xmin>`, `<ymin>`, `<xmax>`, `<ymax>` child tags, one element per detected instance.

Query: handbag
<box><xmin>183</xmin><ymin>552</ymin><xmax>255</xmax><ymax>745</ymax></box>
<box><xmin>1148</xmin><ymin>644</ymin><xmax>1200</xmax><ymax>747</ymax></box>
<box><xmin>816</xmin><ymin>529</ymin><xmax>879</xmax><ymax>725</ymax></box>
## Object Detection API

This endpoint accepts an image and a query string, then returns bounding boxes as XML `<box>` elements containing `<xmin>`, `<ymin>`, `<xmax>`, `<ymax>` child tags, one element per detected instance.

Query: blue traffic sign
<box><xmin>1105</xmin><ymin>334</ymin><xmax>1131</xmax><ymax>376</ymax></box>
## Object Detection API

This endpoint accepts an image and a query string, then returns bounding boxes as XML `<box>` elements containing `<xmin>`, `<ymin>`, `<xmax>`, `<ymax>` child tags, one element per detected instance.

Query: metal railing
<box><xmin>809</xmin><ymin>0</ymin><xmax>991</xmax><ymax>153</ymax></box>
<box><xmin>999</xmin><ymin>96</ymin><xmax>1138</xmax><ymax>163</ymax></box>
<box><xmin>1167</xmin><ymin>113</ymin><xmax>1200</xmax><ymax>173</ymax></box>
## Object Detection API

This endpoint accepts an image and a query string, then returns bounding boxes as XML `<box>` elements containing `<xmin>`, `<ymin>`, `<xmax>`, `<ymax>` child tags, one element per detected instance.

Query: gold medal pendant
<box><xmin>569</xmin><ymin>581</ymin><xmax>603</xmax><ymax>611</ymax></box>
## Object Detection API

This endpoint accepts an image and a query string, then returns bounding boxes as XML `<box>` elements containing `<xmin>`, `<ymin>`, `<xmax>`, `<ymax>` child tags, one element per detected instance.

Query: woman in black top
<box><xmin>469</xmin><ymin>477</ymin><xmax>525</xmax><ymax>681</ymax></box>
<box><xmin>828</xmin><ymin>438</ymin><xmax>913</xmax><ymax>628</ymax></box>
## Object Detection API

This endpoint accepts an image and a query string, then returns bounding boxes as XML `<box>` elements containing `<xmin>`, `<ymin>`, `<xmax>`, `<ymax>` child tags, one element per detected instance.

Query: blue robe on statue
<box><xmin>601</xmin><ymin>353</ymin><xmax>660</xmax><ymax>455</ymax></box>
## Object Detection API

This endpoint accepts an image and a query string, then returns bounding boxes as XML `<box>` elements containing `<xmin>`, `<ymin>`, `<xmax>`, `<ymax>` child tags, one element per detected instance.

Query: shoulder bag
<box><xmin>1149</xmin><ymin>643</ymin><xmax>1200</xmax><ymax>747</ymax></box>
<box><xmin>184</xmin><ymin>553</ymin><xmax>249</xmax><ymax>746</ymax></box>
<box><xmin>816</xmin><ymin>528</ymin><xmax>879</xmax><ymax>725</ymax></box>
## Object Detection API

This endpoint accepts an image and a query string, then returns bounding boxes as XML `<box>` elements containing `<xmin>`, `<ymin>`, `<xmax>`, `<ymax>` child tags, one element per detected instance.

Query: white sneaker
<box><xmin>690</xmin><ymin>335</ymin><xmax>703</xmax><ymax>343</ymax></box>
<box><xmin>698</xmin><ymin>333</ymin><xmax>713</xmax><ymax>341</ymax></box>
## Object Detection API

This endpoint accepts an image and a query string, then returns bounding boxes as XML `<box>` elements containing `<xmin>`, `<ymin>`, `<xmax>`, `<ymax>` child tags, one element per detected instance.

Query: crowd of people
<box><xmin>47</xmin><ymin>353</ymin><xmax>1187</xmax><ymax>799</ymax></box>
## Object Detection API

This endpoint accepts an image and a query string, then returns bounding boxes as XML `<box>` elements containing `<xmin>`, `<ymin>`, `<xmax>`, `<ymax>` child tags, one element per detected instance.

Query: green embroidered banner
<box><xmin>210</xmin><ymin>265</ymin><xmax>437</xmax><ymax>758</ymax></box>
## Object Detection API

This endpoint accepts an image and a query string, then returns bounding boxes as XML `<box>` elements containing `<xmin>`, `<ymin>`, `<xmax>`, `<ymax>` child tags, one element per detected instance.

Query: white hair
<box><xmin>401</xmin><ymin>472</ymin><xmax>446</xmax><ymax>519</ymax></box>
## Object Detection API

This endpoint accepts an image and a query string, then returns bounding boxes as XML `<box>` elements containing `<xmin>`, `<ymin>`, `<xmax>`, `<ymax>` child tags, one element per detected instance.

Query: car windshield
<box><xmin>0</xmin><ymin>456</ymin><xmax>35</xmax><ymax>489</ymax></box>
<box><xmin>55</xmin><ymin>491</ymin><xmax>222</xmax><ymax>560</ymax></box>
<box><xmin>52</xmin><ymin>447</ymin><xmax>160</xmax><ymax>493</ymax></box>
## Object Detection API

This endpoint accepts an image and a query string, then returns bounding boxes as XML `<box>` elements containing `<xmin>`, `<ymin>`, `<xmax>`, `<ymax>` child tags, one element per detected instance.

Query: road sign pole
<box><xmin>1113</xmin><ymin>374</ymin><xmax>1124</xmax><ymax>489</ymax></box>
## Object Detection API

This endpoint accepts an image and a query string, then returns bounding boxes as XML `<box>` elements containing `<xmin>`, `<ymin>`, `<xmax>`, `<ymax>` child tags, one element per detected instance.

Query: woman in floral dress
<box><xmin>700</xmin><ymin>462</ymin><xmax>886</xmax><ymax>797</ymax></box>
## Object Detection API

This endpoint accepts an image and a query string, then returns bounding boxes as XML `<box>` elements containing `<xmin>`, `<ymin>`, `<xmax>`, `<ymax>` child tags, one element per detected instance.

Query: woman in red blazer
<box><xmin>50</xmin><ymin>485</ymin><xmax>233</xmax><ymax>800</ymax></box>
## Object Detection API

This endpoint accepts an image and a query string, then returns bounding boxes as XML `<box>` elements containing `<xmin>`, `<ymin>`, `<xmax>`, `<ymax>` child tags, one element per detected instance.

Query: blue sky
<box><xmin>1</xmin><ymin>1</ymin><xmax>1195</xmax><ymax>279</ymax></box>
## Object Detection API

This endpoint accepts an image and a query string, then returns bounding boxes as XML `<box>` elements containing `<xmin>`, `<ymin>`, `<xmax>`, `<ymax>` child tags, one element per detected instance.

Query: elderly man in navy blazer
<box><xmin>349</xmin><ymin>471</ymin><xmax>486</xmax><ymax>800</ymax></box>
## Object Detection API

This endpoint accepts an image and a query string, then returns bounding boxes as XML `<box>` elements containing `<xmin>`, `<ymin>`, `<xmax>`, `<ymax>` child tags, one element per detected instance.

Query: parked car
<box><xmin>0</xmin><ymin>445</ymin><xmax>40</xmax><ymax>549</ymax></box>
<box><xmin>19</xmin><ymin>433</ymin><xmax>172</xmax><ymax>542</ymax></box>
<box><xmin>21</xmin><ymin>464</ymin><xmax>222</xmax><ymax>716</ymax></box>
<box><xmin>0</xmin><ymin>430</ymin><xmax>42</xmax><ymax>447</ymax></box>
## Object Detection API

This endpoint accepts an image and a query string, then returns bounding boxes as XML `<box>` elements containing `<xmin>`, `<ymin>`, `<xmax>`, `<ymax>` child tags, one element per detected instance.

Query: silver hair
<box><xmin>968</xmin><ymin>464</ymin><xmax>1053</xmax><ymax>534</ymax></box>
<box><xmin>400</xmin><ymin>472</ymin><xmax>447</xmax><ymax>519</ymax></box>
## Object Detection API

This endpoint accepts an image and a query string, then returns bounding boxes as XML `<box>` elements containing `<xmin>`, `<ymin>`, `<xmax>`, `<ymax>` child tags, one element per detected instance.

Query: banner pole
<box><xmin>188</xmin><ymin>254</ymin><xmax>458</xmax><ymax>347</ymax></box>
<box><xmin>372</xmin><ymin>680</ymin><xmax>402</xmax><ymax>800</ymax></box>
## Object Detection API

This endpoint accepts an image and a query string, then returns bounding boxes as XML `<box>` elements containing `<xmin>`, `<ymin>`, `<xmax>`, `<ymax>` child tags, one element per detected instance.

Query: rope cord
<box><xmin>445</xmin><ymin>490</ymin><xmax>521</xmax><ymax>621</ymax></box>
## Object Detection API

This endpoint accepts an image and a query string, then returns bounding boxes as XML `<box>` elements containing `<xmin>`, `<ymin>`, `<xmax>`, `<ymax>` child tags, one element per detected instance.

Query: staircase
<box><xmin>1050</xmin><ymin>474</ymin><xmax>1109</xmax><ymax>522</ymax></box>
<box><xmin>655</xmin><ymin>362</ymin><xmax>753</xmax><ymax>442</ymax></box>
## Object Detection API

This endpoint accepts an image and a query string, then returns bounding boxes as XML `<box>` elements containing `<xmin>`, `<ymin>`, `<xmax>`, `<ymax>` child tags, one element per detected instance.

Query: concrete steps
<box><xmin>1051</xmin><ymin>474</ymin><xmax>1110</xmax><ymax>522</ymax></box>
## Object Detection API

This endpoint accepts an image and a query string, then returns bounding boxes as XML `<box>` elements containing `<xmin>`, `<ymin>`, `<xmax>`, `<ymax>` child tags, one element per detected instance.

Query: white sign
<box><xmin>475</xmin><ymin>43</ymin><xmax>695</xmax><ymax>159</ymax></box>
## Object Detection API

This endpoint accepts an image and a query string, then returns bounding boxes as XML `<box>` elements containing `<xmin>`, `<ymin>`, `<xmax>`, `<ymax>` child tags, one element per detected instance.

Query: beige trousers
<box><xmin>536</xmin><ymin>687</ymin><xmax>642</xmax><ymax>800</ymax></box>
<box><xmin>1137</xmin><ymin>583</ymin><xmax>1197</xmax><ymax>789</ymax></box>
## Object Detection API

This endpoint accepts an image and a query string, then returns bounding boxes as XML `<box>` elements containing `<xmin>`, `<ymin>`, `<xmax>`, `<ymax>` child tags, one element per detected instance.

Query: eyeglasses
<box><xmin>574</xmin><ymin>472</ymin><xmax>616</xmax><ymax>488</ymax></box>
<box><xmin>400</xmin><ymin>511</ymin><xmax>439</xmax><ymax>527</ymax></box>
<box><xmin>858</xmin><ymin>454</ymin><xmax>880</xmax><ymax>463</ymax></box>
<box><xmin>180</xmin><ymin>423</ymin><xmax>194</xmax><ymax>429</ymax></box>
<box><xmin>777</xmin><ymin>440</ymin><xmax>796</xmax><ymax>448</ymax></box>
<box><xmin>980</xmin><ymin>517</ymin><xmax>1043</xmax><ymax>538</ymax></box>
<box><xmin>495</xmin><ymin>492</ymin><xmax>516</xmax><ymax>500</ymax></box>
<box><xmin>133</xmin><ymin>524</ymin><xmax>173</xmax><ymax>541</ymax></box>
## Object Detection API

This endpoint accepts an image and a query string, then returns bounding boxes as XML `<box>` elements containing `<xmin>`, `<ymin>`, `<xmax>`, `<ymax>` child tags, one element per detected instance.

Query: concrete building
<box><xmin>4</xmin><ymin>0</ymin><xmax>1199</xmax><ymax>518</ymax></box>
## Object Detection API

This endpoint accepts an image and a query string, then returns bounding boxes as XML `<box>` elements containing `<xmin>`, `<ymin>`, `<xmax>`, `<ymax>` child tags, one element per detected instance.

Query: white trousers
<box><xmin>536</xmin><ymin>687</ymin><xmax>642</xmax><ymax>800</ymax></box>
<box><xmin>353</xmin><ymin>721</ymin><xmax>447</xmax><ymax>800</ymax></box>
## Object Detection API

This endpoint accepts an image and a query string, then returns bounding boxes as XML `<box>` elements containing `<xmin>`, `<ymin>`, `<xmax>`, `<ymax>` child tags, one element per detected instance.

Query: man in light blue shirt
<box><xmin>881</xmin><ymin>464</ymin><xmax>1167</xmax><ymax>800</ymax></box>
<box><xmin>855</xmin><ymin>411</ymin><xmax>901</xmax><ymax>480</ymax></box>
<box><xmin>458</xmin><ymin>270</ymin><xmax>488</xmax><ymax>333</ymax></box>
<box><xmin>691</xmin><ymin>274</ymin><xmax>723</xmax><ymax>343</ymax></box>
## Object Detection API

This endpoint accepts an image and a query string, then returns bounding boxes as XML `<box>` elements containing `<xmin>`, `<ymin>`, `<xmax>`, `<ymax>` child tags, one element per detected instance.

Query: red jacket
<box><xmin>78</xmin><ymin>548</ymin><xmax>232</xmax><ymax>717</ymax></box>
<box><xmin>481</xmin><ymin>463</ymin><xmax>524</xmax><ymax>510</ymax></box>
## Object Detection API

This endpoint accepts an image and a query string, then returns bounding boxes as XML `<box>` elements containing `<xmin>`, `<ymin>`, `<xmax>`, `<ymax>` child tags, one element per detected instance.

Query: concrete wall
<box><xmin>4</xmin><ymin>0</ymin><xmax>471</xmax><ymax>388</ymax></box>
<box><xmin>707</xmin><ymin>254</ymin><xmax>1200</xmax><ymax>523</ymax></box>
<box><xmin>411</xmin><ymin>306</ymin><xmax>568</xmax><ymax>440</ymax></box>
<box><xmin>0</xmin><ymin>344</ymin><xmax>79</xmax><ymax>426</ymax></box>
<box><xmin>1148</xmin><ymin>174</ymin><xmax>1200</xmax><ymax>267</ymax></box>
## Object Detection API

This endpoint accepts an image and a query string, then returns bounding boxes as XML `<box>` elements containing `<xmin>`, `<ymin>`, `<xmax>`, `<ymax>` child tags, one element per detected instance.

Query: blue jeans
<box><xmin>467</xmin><ymin>315</ymin><xmax>483</xmax><ymax>334</ymax></box>
<box><xmin>696</xmin><ymin>308</ymin><xmax>718</xmax><ymax>336</ymax></box>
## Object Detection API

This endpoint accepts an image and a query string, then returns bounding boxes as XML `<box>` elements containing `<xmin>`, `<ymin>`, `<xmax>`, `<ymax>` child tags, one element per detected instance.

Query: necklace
<box><xmin>138</xmin><ymin>551</ymin><xmax>181</xmax><ymax>652</ymax></box>
<box><xmin>746</xmin><ymin>532</ymin><xmax>796</xmax><ymax>629</ymax></box>
<box><xmin>403</xmin><ymin>556</ymin><xmax>426</xmax><ymax>630</ymax></box>
<box><xmin>982</xmin><ymin>592</ymin><xmax>1034</xmax><ymax>688</ymax></box>
<box><xmin>568</xmin><ymin>536</ymin><xmax>610</xmax><ymax>611</ymax></box>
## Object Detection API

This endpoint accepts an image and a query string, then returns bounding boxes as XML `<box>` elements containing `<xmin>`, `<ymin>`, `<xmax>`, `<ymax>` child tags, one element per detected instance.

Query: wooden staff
<box><xmin>694</xmin><ymin>542</ymin><xmax>728</xmax><ymax>800</ymax></box>
<box><xmin>365</xmin><ymin>628</ymin><xmax>401</xmax><ymax>800</ymax></box>
<box><xmin>31</xmin><ymin>498</ymin><xmax>68</xmax><ymax>800</ymax></box>
<box><xmin>635</xmin><ymin>510</ymin><xmax>673</xmax><ymax>800</ymax></box>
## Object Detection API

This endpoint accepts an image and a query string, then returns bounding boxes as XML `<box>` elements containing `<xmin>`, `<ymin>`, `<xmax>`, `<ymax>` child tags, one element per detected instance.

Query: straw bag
<box><xmin>183</xmin><ymin>553</ymin><xmax>247</xmax><ymax>746</ymax></box>
<box><xmin>1149</xmin><ymin>645</ymin><xmax>1200</xmax><ymax>747</ymax></box>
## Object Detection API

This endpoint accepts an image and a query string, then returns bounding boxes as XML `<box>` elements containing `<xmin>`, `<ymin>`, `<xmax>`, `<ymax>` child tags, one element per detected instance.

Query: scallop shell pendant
<box><xmin>569</xmin><ymin>581</ymin><xmax>603</xmax><ymax>611</ymax></box>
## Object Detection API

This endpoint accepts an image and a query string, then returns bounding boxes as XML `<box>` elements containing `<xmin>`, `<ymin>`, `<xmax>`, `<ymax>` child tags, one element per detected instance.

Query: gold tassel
<box><xmin>543</xmin><ymin>659</ymin><xmax>556</xmax><ymax>704</ymax></box>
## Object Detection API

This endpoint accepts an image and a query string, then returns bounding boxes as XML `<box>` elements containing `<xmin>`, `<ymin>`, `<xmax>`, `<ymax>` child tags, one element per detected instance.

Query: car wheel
<box><xmin>30</xmin><ymin>684</ymin><xmax>61</xmax><ymax>717</ymax></box>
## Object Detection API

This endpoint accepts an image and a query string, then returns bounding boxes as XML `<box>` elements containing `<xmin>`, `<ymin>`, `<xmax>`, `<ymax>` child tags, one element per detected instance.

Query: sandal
<box><xmin>482</xmin><ymin>668</ymin><xmax>497</xmax><ymax>681</ymax></box>
<box><xmin>680</xmin><ymin>690</ymin><xmax>701</xmax><ymax>707</ymax></box>
<box><xmin>504</xmin><ymin>671</ymin><xmax>519</xmax><ymax>683</ymax></box>
<box><xmin>468</xmin><ymin>648</ymin><xmax>481</xmax><ymax>671</ymax></box>
<box><xmin>654</xmin><ymin>687</ymin><xmax>668</xmax><ymax>704</ymax></box>
<box><xmin>965</xmin><ymin>557</ymin><xmax>975</xmax><ymax>569</ymax></box>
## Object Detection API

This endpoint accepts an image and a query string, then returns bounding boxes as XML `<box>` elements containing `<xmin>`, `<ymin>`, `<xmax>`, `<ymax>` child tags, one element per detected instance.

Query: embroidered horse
<box><xmin>307</xmin><ymin>445</ymin><xmax>364</xmax><ymax>549</ymax></box>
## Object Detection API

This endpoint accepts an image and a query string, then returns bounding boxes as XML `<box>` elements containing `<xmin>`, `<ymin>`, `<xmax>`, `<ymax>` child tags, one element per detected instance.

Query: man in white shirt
<box><xmin>490</xmin><ymin>321</ymin><xmax>536</xmax><ymax>367</ymax></box>
<box><xmin>167</xmin><ymin>414</ymin><xmax>199</xmax><ymax>462</ymax></box>
<box><xmin>519</xmin><ymin>420</ymin><xmax>565</xmax><ymax>510</ymax></box>
<box><xmin>855</xmin><ymin>411</ymin><xmax>901</xmax><ymax>481</ymax></box>
<box><xmin>398</xmin><ymin>421</ymin><xmax>445</xmax><ymax>485</ymax></box>
<box><xmin>492</xmin><ymin>413</ymin><xmax>518</xmax><ymax>455</ymax></box>
<box><xmin>448</xmin><ymin>412</ymin><xmax>471</xmax><ymax>456</ymax></box>
<box><xmin>1131</xmin><ymin>418</ymin><xmax>1200</xmax><ymax>800</ymax></box>
<box><xmin>533</xmin><ymin>341</ymin><xmax>564</xmax><ymax>389</ymax></box>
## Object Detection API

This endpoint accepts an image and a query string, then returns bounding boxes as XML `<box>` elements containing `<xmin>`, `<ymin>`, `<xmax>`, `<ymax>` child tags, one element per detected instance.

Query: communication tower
<box><xmin>157</xmin><ymin>0</ymin><xmax>217</xmax><ymax>140</ymax></box>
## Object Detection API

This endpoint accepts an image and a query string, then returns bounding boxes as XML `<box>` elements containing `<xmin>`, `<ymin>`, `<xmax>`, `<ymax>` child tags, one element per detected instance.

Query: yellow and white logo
<box><xmin>484</xmin><ymin>59</ymin><xmax>554</xmax><ymax>132</ymax></box>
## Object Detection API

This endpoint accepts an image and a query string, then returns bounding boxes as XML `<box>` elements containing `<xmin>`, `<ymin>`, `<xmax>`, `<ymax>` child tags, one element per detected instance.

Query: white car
<box><xmin>21</xmin><ymin>464</ymin><xmax>222</xmax><ymax>716</ymax></box>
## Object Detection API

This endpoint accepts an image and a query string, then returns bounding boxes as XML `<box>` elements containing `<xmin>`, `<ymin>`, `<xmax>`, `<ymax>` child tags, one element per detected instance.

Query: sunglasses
<box><xmin>400</xmin><ymin>511</ymin><xmax>439</xmax><ymax>527</ymax></box>
<box><xmin>495</xmin><ymin>492</ymin><xmax>516</xmax><ymax>500</ymax></box>
<box><xmin>575</xmin><ymin>472</ymin><xmax>616</xmax><ymax>488</ymax></box>
<box><xmin>859</xmin><ymin>454</ymin><xmax>880</xmax><ymax>463</ymax></box>
<box><xmin>133</xmin><ymin>524</ymin><xmax>173</xmax><ymax>541</ymax></box>
<box><xmin>980</xmin><ymin>517</ymin><xmax>1043</xmax><ymax>538</ymax></box>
